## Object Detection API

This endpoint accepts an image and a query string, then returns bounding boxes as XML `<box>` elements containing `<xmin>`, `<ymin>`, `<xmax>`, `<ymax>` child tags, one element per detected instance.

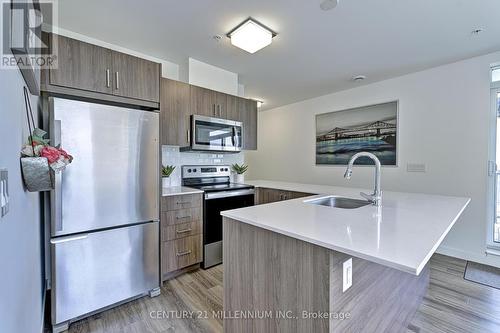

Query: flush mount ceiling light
<box><xmin>227</xmin><ymin>18</ymin><xmax>277</xmax><ymax>54</ymax></box>
<box><xmin>320</xmin><ymin>0</ymin><xmax>340</xmax><ymax>11</ymax></box>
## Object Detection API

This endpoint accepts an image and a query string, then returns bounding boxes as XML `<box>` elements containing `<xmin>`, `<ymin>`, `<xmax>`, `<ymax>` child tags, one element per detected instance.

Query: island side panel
<box><xmin>223</xmin><ymin>217</ymin><xmax>330</xmax><ymax>333</ymax></box>
<box><xmin>329</xmin><ymin>252</ymin><xmax>430</xmax><ymax>332</ymax></box>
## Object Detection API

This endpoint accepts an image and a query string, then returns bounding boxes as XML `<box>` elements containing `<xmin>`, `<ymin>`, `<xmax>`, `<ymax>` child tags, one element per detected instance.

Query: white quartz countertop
<box><xmin>162</xmin><ymin>186</ymin><xmax>203</xmax><ymax>197</ymax></box>
<box><xmin>221</xmin><ymin>180</ymin><xmax>470</xmax><ymax>275</ymax></box>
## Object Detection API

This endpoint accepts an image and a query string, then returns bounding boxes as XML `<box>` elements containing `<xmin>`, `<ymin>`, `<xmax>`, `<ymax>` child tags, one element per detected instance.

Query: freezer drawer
<box><xmin>51</xmin><ymin>222</ymin><xmax>159</xmax><ymax>325</ymax></box>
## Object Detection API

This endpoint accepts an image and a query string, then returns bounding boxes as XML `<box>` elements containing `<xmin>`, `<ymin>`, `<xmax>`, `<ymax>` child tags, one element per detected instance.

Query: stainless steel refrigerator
<box><xmin>48</xmin><ymin>98</ymin><xmax>160</xmax><ymax>332</ymax></box>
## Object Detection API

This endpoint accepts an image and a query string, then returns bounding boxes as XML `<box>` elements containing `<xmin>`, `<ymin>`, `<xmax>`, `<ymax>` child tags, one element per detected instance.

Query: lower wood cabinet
<box><xmin>162</xmin><ymin>234</ymin><xmax>202</xmax><ymax>274</ymax></box>
<box><xmin>256</xmin><ymin>188</ymin><xmax>313</xmax><ymax>205</ymax></box>
<box><xmin>162</xmin><ymin>221</ymin><xmax>202</xmax><ymax>241</ymax></box>
<box><xmin>160</xmin><ymin>193</ymin><xmax>203</xmax><ymax>281</ymax></box>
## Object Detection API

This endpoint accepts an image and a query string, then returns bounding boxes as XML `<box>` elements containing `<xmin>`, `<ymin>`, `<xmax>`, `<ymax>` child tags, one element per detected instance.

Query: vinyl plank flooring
<box><xmin>67</xmin><ymin>255</ymin><xmax>500</xmax><ymax>333</ymax></box>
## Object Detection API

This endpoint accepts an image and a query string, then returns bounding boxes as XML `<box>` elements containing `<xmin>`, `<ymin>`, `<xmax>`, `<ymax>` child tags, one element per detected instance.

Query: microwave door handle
<box><xmin>232</xmin><ymin>126</ymin><xmax>236</xmax><ymax>147</ymax></box>
<box><xmin>233</xmin><ymin>126</ymin><xmax>240</xmax><ymax>148</ymax></box>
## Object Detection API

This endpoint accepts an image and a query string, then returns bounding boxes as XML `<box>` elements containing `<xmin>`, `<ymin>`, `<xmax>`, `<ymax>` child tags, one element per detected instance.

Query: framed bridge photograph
<box><xmin>315</xmin><ymin>101</ymin><xmax>398</xmax><ymax>166</ymax></box>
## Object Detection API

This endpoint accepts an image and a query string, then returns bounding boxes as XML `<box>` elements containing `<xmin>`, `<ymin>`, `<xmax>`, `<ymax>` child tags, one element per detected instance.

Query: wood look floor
<box><xmin>66</xmin><ymin>254</ymin><xmax>500</xmax><ymax>333</ymax></box>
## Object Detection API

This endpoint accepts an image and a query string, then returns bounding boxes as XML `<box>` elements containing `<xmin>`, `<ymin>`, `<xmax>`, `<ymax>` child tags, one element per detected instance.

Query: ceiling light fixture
<box><xmin>227</xmin><ymin>18</ymin><xmax>277</xmax><ymax>54</ymax></box>
<box><xmin>471</xmin><ymin>28</ymin><xmax>484</xmax><ymax>35</ymax></box>
<box><xmin>320</xmin><ymin>0</ymin><xmax>339</xmax><ymax>11</ymax></box>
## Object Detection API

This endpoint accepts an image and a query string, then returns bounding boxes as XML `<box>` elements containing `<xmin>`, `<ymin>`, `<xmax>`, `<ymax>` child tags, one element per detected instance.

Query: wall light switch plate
<box><xmin>0</xmin><ymin>169</ymin><xmax>9</xmax><ymax>218</ymax></box>
<box><xmin>343</xmin><ymin>258</ymin><xmax>353</xmax><ymax>292</ymax></box>
<box><xmin>407</xmin><ymin>163</ymin><xmax>426</xmax><ymax>173</ymax></box>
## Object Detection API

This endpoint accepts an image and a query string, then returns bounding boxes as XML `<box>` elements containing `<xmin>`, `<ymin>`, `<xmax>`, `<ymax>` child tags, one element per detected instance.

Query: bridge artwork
<box><xmin>315</xmin><ymin>101</ymin><xmax>398</xmax><ymax>165</ymax></box>
<box><xmin>316</xmin><ymin>120</ymin><xmax>397</xmax><ymax>142</ymax></box>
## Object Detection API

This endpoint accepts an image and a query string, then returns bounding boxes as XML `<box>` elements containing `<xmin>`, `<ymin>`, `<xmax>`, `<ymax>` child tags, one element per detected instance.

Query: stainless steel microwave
<box><xmin>185</xmin><ymin>115</ymin><xmax>243</xmax><ymax>152</ymax></box>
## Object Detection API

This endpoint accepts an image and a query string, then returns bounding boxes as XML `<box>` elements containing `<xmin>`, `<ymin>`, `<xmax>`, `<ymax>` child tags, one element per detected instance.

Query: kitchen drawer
<box><xmin>161</xmin><ymin>193</ymin><xmax>202</xmax><ymax>211</ymax></box>
<box><xmin>162</xmin><ymin>221</ymin><xmax>201</xmax><ymax>241</ymax></box>
<box><xmin>161</xmin><ymin>207</ymin><xmax>201</xmax><ymax>226</ymax></box>
<box><xmin>162</xmin><ymin>235</ymin><xmax>202</xmax><ymax>274</ymax></box>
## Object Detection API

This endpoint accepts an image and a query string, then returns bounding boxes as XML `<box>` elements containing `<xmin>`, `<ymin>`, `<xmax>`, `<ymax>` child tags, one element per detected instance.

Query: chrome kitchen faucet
<box><xmin>344</xmin><ymin>152</ymin><xmax>382</xmax><ymax>206</ymax></box>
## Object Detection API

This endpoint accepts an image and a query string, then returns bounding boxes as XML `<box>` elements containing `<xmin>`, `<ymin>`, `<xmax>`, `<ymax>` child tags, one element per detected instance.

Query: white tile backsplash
<box><xmin>161</xmin><ymin>146</ymin><xmax>245</xmax><ymax>186</ymax></box>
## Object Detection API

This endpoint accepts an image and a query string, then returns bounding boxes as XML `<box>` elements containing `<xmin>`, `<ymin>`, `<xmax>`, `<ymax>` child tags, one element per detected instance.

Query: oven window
<box><xmin>195</xmin><ymin>120</ymin><xmax>234</xmax><ymax>147</ymax></box>
<box><xmin>204</xmin><ymin>194</ymin><xmax>254</xmax><ymax>245</ymax></box>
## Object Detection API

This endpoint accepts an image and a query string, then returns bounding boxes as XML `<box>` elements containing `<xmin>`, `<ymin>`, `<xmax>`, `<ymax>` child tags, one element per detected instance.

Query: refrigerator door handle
<box><xmin>50</xmin><ymin>234</ymin><xmax>88</xmax><ymax>244</ymax></box>
<box><xmin>53</xmin><ymin>120</ymin><xmax>63</xmax><ymax>232</ymax></box>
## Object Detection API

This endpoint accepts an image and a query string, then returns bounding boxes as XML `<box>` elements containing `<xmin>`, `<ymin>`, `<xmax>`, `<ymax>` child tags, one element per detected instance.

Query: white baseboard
<box><xmin>437</xmin><ymin>245</ymin><xmax>500</xmax><ymax>267</ymax></box>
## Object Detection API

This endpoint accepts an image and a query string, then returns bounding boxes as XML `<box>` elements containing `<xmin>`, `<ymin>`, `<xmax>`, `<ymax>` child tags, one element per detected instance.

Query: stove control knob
<box><xmin>187</xmin><ymin>169</ymin><xmax>192</xmax><ymax>173</ymax></box>
<box><xmin>193</xmin><ymin>168</ymin><xmax>197</xmax><ymax>172</ymax></box>
<box><xmin>225</xmin><ymin>168</ymin><xmax>229</xmax><ymax>171</ymax></box>
<box><xmin>220</xmin><ymin>168</ymin><xmax>224</xmax><ymax>172</ymax></box>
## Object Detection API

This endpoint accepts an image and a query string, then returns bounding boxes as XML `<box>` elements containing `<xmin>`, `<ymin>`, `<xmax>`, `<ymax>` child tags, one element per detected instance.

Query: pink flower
<box><xmin>58</xmin><ymin>148</ymin><xmax>73</xmax><ymax>163</ymax></box>
<box><xmin>40</xmin><ymin>146</ymin><xmax>62</xmax><ymax>164</ymax></box>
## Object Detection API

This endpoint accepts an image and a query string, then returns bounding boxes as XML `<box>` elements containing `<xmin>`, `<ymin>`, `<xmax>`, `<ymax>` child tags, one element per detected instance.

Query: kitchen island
<box><xmin>221</xmin><ymin>181</ymin><xmax>470</xmax><ymax>333</ymax></box>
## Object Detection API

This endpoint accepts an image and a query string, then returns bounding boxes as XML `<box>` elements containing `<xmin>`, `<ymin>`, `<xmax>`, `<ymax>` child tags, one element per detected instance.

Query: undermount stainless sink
<box><xmin>305</xmin><ymin>196</ymin><xmax>371</xmax><ymax>209</ymax></box>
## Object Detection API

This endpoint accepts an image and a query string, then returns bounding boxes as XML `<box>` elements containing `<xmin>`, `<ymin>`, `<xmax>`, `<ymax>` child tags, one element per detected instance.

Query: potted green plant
<box><xmin>162</xmin><ymin>165</ymin><xmax>176</xmax><ymax>187</ymax></box>
<box><xmin>231</xmin><ymin>163</ymin><xmax>248</xmax><ymax>184</ymax></box>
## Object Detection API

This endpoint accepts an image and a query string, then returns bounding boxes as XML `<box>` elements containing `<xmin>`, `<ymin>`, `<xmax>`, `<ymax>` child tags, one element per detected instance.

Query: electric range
<box><xmin>182</xmin><ymin>165</ymin><xmax>254</xmax><ymax>268</ymax></box>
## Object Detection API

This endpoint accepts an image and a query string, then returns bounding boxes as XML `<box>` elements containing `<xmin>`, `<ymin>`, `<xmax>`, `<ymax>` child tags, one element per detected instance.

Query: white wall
<box><xmin>188</xmin><ymin>58</ymin><xmax>239</xmax><ymax>95</ymax></box>
<box><xmin>246</xmin><ymin>51</ymin><xmax>500</xmax><ymax>267</ymax></box>
<box><xmin>0</xmin><ymin>70</ymin><xmax>43</xmax><ymax>331</ymax></box>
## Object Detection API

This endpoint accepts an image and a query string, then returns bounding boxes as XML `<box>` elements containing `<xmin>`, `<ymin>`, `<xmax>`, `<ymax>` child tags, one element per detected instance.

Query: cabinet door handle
<box><xmin>115</xmin><ymin>72</ymin><xmax>119</xmax><ymax>90</ymax></box>
<box><xmin>106</xmin><ymin>69</ymin><xmax>110</xmax><ymax>88</ymax></box>
<box><xmin>218</xmin><ymin>104</ymin><xmax>222</xmax><ymax>117</ymax></box>
<box><xmin>176</xmin><ymin>201</ymin><xmax>191</xmax><ymax>205</ymax></box>
<box><xmin>186</xmin><ymin>129</ymin><xmax>191</xmax><ymax>144</ymax></box>
<box><xmin>176</xmin><ymin>215</ymin><xmax>192</xmax><ymax>220</ymax></box>
<box><xmin>176</xmin><ymin>228</ymin><xmax>193</xmax><ymax>234</ymax></box>
<box><xmin>177</xmin><ymin>250</ymin><xmax>192</xmax><ymax>257</ymax></box>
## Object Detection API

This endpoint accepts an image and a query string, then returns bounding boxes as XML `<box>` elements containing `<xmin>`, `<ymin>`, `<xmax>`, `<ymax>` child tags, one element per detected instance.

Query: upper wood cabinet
<box><xmin>225</xmin><ymin>94</ymin><xmax>240</xmax><ymax>121</ymax></box>
<box><xmin>189</xmin><ymin>86</ymin><xmax>229</xmax><ymax>119</ymax></box>
<box><xmin>240</xmin><ymin>98</ymin><xmax>258</xmax><ymax>150</ymax></box>
<box><xmin>190</xmin><ymin>85</ymin><xmax>216</xmax><ymax>117</ymax></box>
<box><xmin>48</xmin><ymin>34</ymin><xmax>160</xmax><ymax>104</ymax></box>
<box><xmin>161</xmin><ymin>78</ymin><xmax>258</xmax><ymax>150</ymax></box>
<box><xmin>50</xmin><ymin>35</ymin><xmax>113</xmax><ymax>94</ymax></box>
<box><xmin>161</xmin><ymin>79</ymin><xmax>190</xmax><ymax>146</ymax></box>
<box><xmin>112</xmin><ymin>52</ymin><xmax>160</xmax><ymax>102</ymax></box>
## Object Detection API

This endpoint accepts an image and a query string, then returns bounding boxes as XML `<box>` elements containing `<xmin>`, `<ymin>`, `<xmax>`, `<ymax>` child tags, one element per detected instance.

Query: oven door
<box><xmin>192</xmin><ymin>115</ymin><xmax>242</xmax><ymax>152</ymax></box>
<box><xmin>203</xmin><ymin>189</ymin><xmax>254</xmax><ymax>268</ymax></box>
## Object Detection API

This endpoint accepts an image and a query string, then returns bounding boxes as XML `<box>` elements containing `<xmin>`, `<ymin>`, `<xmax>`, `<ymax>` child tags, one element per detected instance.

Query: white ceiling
<box><xmin>57</xmin><ymin>0</ymin><xmax>500</xmax><ymax>110</ymax></box>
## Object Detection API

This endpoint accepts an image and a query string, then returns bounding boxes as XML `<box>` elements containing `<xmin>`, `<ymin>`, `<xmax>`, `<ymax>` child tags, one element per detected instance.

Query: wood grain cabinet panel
<box><xmin>47</xmin><ymin>34</ymin><xmax>160</xmax><ymax>104</ymax></box>
<box><xmin>49</xmin><ymin>34</ymin><xmax>112</xmax><ymax>94</ymax></box>
<box><xmin>161</xmin><ymin>193</ymin><xmax>202</xmax><ymax>211</ymax></box>
<box><xmin>162</xmin><ymin>235</ymin><xmax>202</xmax><ymax>274</ymax></box>
<box><xmin>160</xmin><ymin>193</ymin><xmax>203</xmax><ymax>280</ymax></box>
<box><xmin>190</xmin><ymin>85</ymin><xmax>217</xmax><ymax>117</ymax></box>
<box><xmin>162</xmin><ymin>221</ymin><xmax>202</xmax><ymax>241</ymax></box>
<box><xmin>256</xmin><ymin>188</ymin><xmax>313</xmax><ymax>204</ymax></box>
<box><xmin>240</xmin><ymin>98</ymin><xmax>258</xmax><ymax>150</ymax></box>
<box><xmin>112</xmin><ymin>52</ymin><xmax>160</xmax><ymax>102</ymax></box>
<box><xmin>225</xmin><ymin>94</ymin><xmax>240</xmax><ymax>121</ymax></box>
<box><xmin>160</xmin><ymin>78</ymin><xmax>191</xmax><ymax>146</ymax></box>
<box><xmin>161</xmin><ymin>208</ymin><xmax>202</xmax><ymax>226</ymax></box>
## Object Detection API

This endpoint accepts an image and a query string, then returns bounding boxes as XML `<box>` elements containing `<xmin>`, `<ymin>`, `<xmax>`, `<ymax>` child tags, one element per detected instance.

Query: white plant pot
<box><xmin>162</xmin><ymin>177</ymin><xmax>171</xmax><ymax>188</ymax></box>
<box><xmin>234</xmin><ymin>174</ymin><xmax>244</xmax><ymax>184</ymax></box>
